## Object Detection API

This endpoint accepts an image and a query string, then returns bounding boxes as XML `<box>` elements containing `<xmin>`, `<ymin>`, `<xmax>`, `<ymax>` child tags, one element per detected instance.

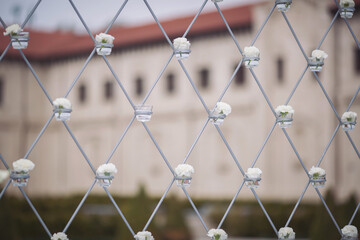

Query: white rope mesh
<box><xmin>0</xmin><ymin>0</ymin><xmax>359</xmax><ymax>239</ymax></box>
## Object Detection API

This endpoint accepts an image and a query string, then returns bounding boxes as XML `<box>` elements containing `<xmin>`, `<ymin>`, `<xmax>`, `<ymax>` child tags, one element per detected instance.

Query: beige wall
<box><xmin>0</xmin><ymin>0</ymin><xmax>359</xmax><ymax>202</ymax></box>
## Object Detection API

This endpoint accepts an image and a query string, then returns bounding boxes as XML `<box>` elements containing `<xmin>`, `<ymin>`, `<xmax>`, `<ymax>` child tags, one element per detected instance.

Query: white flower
<box><xmin>96</xmin><ymin>163</ymin><xmax>117</xmax><ymax>176</ymax></box>
<box><xmin>341</xmin><ymin>111</ymin><xmax>357</xmax><ymax>122</ymax></box>
<box><xmin>95</xmin><ymin>33</ymin><xmax>115</xmax><ymax>44</ymax></box>
<box><xmin>3</xmin><ymin>24</ymin><xmax>22</xmax><ymax>36</ymax></box>
<box><xmin>173</xmin><ymin>37</ymin><xmax>190</xmax><ymax>50</ymax></box>
<box><xmin>207</xmin><ymin>228</ymin><xmax>228</xmax><ymax>240</ymax></box>
<box><xmin>342</xmin><ymin>225</ymin><xmax>358</xmax><ymax>238</ymax></box>
<box><xmin>0</xmin><ymin>170</ymin><xmax>10</xmax><ymax>184</ymax></box>
<box><xmin>214</xmin><ymin>102</ymin><xmax>232</xmax><ymax>116</ymax></box>
<box><xmin>311</xmin><ymin>49</ymin><xmax>328</xmax><ymax>60</ymax></box>
<box><xmin>275</xmin><ymin>105</ymin><xmax>294</xmax><ymax>116</ymax></box>
<box><xmin>13</xmin><ymin>159</ymin><xmax>35</xmax><ymax>173</ymax></box>
<box><xmin>340</xmin><ymin>0</ymin><xmax>355</xmax><ymax>8</ymax></box>
<box><xmin>135</xmin><ymin>231</ymin><xmax>154</xmax><ymax>240</ymax></box>
<box><xmin>175</xmin><ymin>164</ymin><xmax>194</xmax><ymax>178</ymax></box>
<box><xmin>244</xmin><ymin>46</ymin><xmax>260</xmax><ymax>58</ymax></box>
<box><xmin>53</xmin><ymin>98</ymin><xmax>72</xmax><ymax>110</ymax></box>
<box><xmin>309</xmin><ymin>166</ymin><xmax>326</xmax><ymax>177</ymax></box>
<box><xmin>246</xmin><ymin>168</ymin><xmax>262</xmax><ymax>179</ymax></box>
<box><xmin>278</xmin><ymin>227</ymin><xmax>296</xmax><ymax>239</ymax></box>
<box><xmin>51</xmin><ymin>232</ymin><xmax>69</xmax><ymax>240</ymax></box>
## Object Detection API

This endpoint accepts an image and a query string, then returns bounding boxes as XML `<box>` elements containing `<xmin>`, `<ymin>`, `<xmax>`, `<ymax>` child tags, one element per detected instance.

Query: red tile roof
<box><xmin>0</xmin><ymin>4</ymin><xmax>253</xmax><ymax>61</ymax></box>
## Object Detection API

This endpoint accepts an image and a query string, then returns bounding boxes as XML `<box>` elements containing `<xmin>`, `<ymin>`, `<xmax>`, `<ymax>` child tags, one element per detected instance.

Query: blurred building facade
<box><xmin>0</xmin><ymin>0</ymin><xmax>359</xmax><ymax>202</ymax></box>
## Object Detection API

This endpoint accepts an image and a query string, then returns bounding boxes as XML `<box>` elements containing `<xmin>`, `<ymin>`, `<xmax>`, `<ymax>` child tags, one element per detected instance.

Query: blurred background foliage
<box><xmin>0</xmin><ymin>186</ymin><xmax>358</xmax><ymax>240</ymax></box>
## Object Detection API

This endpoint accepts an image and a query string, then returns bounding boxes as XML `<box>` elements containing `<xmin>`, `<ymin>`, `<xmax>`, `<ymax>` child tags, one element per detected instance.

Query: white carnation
<box><xmin>175</xmin><ymin>164</ymin><xmax>194</xmax><ymax>178</ymax></box>
<box><xmin>135</xmin><ymin>231</ymin><xmax>154</xmax><ymax>240</ymax></box>
<box><xmin>341</xmin><ymin>111</ymin><xmax>357</xmax><ymax>122</ymax></box>
<box><xmin>207</xmin><ymin>228</ymin><xmax>228</xmax><ymax>240</ymax></box>
<box><xmin>244</xmin><ymin>46</ymin><xmax>260</xmax><ymax>58</ymax></box>
<box><xmin>214</xmin><ymin>102</ymin><xmax>232</xmax><ymax>116</ymax></box>
<box><xmin>0</xmin><ymin>169</ymin><xmax>10</xmax><ymax>184</ymax></box>
<box><xmin>275</xmin><ymin>105</ymin><xmax>294</xmax><ymax>115</ymax></box>
<box><xmin>53</xmin><ymin>98</ymin><xmax>72</xmax><ymax>110</ymax></box>
<box><xmin>340</xmin><ymin>0</ymin><xmax>355</xmax><ymax>8</ymax></box>
<box><xmin>173</xmin><ymin>37</ymin><xmax>190</xmax><ymax>50</ymax></box>
<box><xmin>97</xmin><ymin>163</ymin><xmax>118</xmax><ymax>176</ymax></box>
<box><xmin>3</xmin><ymin>24</ymin><xmax>22</xmax><ymax>36</ymax></box>
<box><xmin>246</xmin><ymin>168</ymin><xmax>262</xmax><ymax>179</ymax></box>
<box><xmin>342</xmin><ymin>225</ymin><xmax>358</xmax><ymax>238</ymax></box>
<box><xmin>311</xmin><ymin>49</ymin><xmax>328</xmax><ymax>60</ymax></box>
<box><xmin>95</xmin><ymin>33</ymin><xmax>115</xmax><ymax>44</ymax></box>
<box><xmin>278</xmin><ymin>227</ymin><xmax>296</xmax><ymax>239</ymax></box>
<box><xmin>309</xmin><ymin>166</ymin><xmax>326</xmax><ymax>177</ymax></box>
<box><xmin>13</xmin><ymin>159</ymin><xmax>35</xmax><ymax>172</ymax></box>
<box><xmin>51</xmin><ymin>232</ymin><xmax>69</xmax><ymax>240</ymax></box>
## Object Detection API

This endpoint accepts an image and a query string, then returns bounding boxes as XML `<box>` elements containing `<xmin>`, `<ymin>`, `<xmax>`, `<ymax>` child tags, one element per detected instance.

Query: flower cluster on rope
<box><xmin>95</xmin><ymin>33</ymin><xmax>115</xmax><ymax>44</ymax></box>
<box><xmin>12</xmin><ymin>159</ymin><xmax>35</xmax><ymax>173</ymax></box>
<box><xmin>340</xmin><ymin>0</ymin><xmax>355</xmax><ymax>8</ymax></box>
<box><xmin>175</xmin><ymin>164</ymin><xmax>194</xmax><ymax>178</ymax></box>
<box><xmin>173</xmin><ymin>37</ymin><xmax>191</xmax><ymax>50</ymax></box>
<box><xmin>214</xmin><ymin>102</ymin><xmax>232</xmax><ymax>116</ymax></box>
<box><xmin>244</xmin><ymin>46</ymin><xmax>260</xmax><ymax>58</ymax></box>
<box><xmin>275</xmin><ymin>105</ymin><xmax>294</xmax><ymax>118</ymax></box>
<box><xmin>51</xmin><ymin>232</ymin><xmax>69</xmax><ymax>240</ymax></box>
<box><xmin>96</xmin><ymin>163</ymin><xmax>118</xmax><ymax>176</ymax></box>
<box><xmin>3</xmin><ymin>24</ymin><xmax>22</xmax><ymax>36</ymax></box>
<box><xmin>207</xmin><ymin>228</ymin><xmax>228</xmax><ymax>240</ymax></box>
<box><xmin>246</xmin><ymin>168</ymin><xmax>262</xmax><ymax>179</ymax></box>
<box><xmin>311</xmin><ymin>49</ymin><xmax>328</xmax><ymax>61</ymax></box>
<box><xmin>341</xmin><ymin>225</ymin><xmax>358</xmax><ymax>238</ymax></box>
<box><xmin>278</xmin><ymin>227</ymin><xmax>296</xmax><ymax>239</ymax></box>
<box><xmin>341</xmin><ymin>111</ymin><xmax>357</xmax><ymax>123</ymax></box>
<box><xmin>53</xmin><ymin>98</ymin><xmax>72</xmax><ymax>110</ymax></box>
<box><xmin>135</xmin><ymin>231</ymin><xmax>154</xmax><ymax>240</ymax></box>
<box><xmin>309</xmin><ymin>166</ymin><xmax>326</xmax><ymax>178</ymax></box>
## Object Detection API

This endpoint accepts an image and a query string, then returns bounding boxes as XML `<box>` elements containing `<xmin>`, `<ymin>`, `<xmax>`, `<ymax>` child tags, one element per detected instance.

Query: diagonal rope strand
<box><xmin>63</xmin><ymin>122</ymin><xmax>97</xmax><ymax>174</ymax></box>
<box><xmin>104</xmin><ymin>187</ymin><xmax>136</xmax><ymax>236</ymax></box>
<box><xmin>63</xmin><ymin>180</ymin><xmax>97</xmax><ymax>232</ymax></box>
<box><xmin>0</xmin><ymin>154</ymin><xmax>10</xmax><ymax>169</ymax></box>
<box><xmin>19</xmin><ymin>50</ymin><xmax>53</xmax><ymax>104</ymax></box>
<box><xmin>317</xmin><ymin>11</ymin><xmax>340</xmax><ymax>49</ymax></box>
<box><xmin>24</xmin><ymin>113</ymin><xmax>55</xmax><ymax>159</ymax></box>
<box><xmin>315</xmin><ymin>188</ymin><xmax>342</xmax><ymax>235</ymax></box>
<box><xmin>183</xmin><ymin>187</ymin><xmax>209</xmax><ymax>232</ymax></box>
<box><xmin>0</xmin><ymin>179</ymin><xmax>11</xmax><ymax>200</ymax></box>
<box><xmin>217</xmin><ymin>181</ymin><xmax>245</xmax><ymax>229</ymax></box>
<box><xmin>21</xmin><ymin>0</ymin><xmax>42</xmax><ymax>29</ymax></box>
<box><xmin>104</xmin><ymin>0</ymin><xmax>130</xmax><ymax>34</ymax></box>
<box><xmin>183</xmin><ymin>0</ymin><xmax>208</xmax><ymax>38</ymax></box>
<box><xmin>19</xmin><ymin>187</ymin><xmax>52</xmax><ymax>237</ymax></box>
<box><xmin>64</xmin><ymin>49</ymin><xmax>96</xmax><ymax>98</ymax></box>
<box><xmin>68</xmin><ymin>0</ymin><xmax>96</xmax><ymax>42</ymax></box>
<box><xmin>285</xmin><ymin>181</ymin><xmax>310</xmax><ymax>227</ymax></box>
<box><xmin>251</xmin><ymin>4</ymin><xmax>276</xmax><ymax>46</ymax></box>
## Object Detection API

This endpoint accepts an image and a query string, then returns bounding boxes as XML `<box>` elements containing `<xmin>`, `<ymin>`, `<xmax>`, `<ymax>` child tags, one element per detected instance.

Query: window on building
<box><xmin>78</xmin><ymin>84</ymin><xmax>86</xmax><ymax>103</ymax></box>
<box><xmin>355</xmin><ymin>47</ymin><xmax>360</xmax><ymax>74</ymax></box>
<box><xmin>166</xmin><ymin>73</ymin><xmax>175</xmax><ymax>93</ymax></box>
<box><xmin>104</xmin><ymin>81</ymin><xmax>114</xmax><ymax>100</ymax></box>
<box><xmin>277</xmin><ymin>57</ymin><xmax>284</xmax><ymax>83</ymax></box>
<box><xmin>234</xmin><ymin>64</ymin><xmax>245</xmax><ymax>86</ymax></box>
<box><xmin>199</xmin><ymin>68</ymin><xmax>210</xmax><ymax>89</ymax></box>
<box><xmin>0</xmin><ymin>79</ymin><xmax>3</xmax><ymax>106</ymax></box>
<box><xmin>135</xmin><ymin>77</ymin><xmax>143</xmax><ymax>96</ymax></box>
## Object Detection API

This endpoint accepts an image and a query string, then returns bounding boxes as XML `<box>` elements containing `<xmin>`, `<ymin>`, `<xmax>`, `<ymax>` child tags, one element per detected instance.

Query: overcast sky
<box><xmin>0</xmin><ymin>0</ymin><xmax>265</xmax><ymax>33</ymax></box>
